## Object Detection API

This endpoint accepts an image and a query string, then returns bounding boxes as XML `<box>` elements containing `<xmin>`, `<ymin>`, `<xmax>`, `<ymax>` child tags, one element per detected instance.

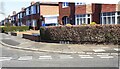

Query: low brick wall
<box><xmin>40</xmin><ymin>25</ymin><xmax>120</xmax><ymax>44</ymax></box>
<box><xmin>23</xmin><ymin>34</ymin><xmax>40</xmax><ymax>42</ymax></box>
<box><xmin>11</xmin><ymin>32</ymin><xmax>17</xmax><ymax>36</ymax></box>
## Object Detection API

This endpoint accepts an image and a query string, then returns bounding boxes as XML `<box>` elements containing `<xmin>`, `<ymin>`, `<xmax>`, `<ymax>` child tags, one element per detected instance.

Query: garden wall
<box><xmin>40</xmin><ymin>25</ymin><xmax>120</xmax><ymax>44</ymax></box>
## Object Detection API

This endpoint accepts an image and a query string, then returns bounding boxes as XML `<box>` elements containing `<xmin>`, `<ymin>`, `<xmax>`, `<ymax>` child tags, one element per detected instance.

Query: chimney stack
<box><xmin>31</xmin><ymin>1</ymin><xmax>35</xmax><ymax>5</ymax></box>
<box><xmin>21</xmin><ymin>7</ymin><xmax>25</xmax><ymax>11</ymax></box>
<box><xmin>13</xmin><ymin>11</ymin><xmax>16</xmax><ymax>15</ymax></box>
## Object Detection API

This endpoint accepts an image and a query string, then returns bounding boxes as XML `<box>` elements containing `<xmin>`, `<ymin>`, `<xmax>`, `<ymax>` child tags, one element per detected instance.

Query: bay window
<box><xmin>31</xmin><ymin>19</ymin><xmax>37</xmax><ymax>27</ymax></box>
<box><xmin>26</xmin><ymin>20</ymin><xmax>31</xmax><ymax>26</ymax></box>
<box><xmin>117</xmin><ymin>12</ymin><xmax>120</xmax><ymax>24</ymax></box>
<box><xmin>75</xmin><ymin>14</ymin><xmax>91</xmax><ymax>25</ymax></box>
<box><xmin>101</xmin><ymin>12</ymin><xmax>120</xmax><ymax>24</ymax></box>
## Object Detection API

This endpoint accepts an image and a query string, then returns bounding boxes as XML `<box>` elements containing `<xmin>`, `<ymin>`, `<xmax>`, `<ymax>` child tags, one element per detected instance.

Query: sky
<box><xmin>0</xmin><ymin>0</ymin><xmax>120</xmax><ymax>21</ymax></box>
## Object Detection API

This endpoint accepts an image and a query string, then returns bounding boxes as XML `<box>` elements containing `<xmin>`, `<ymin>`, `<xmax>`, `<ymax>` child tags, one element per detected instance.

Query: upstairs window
<box><xmin>31</xmin><ymin>5</ymin><xmax>36</xmax><ymax>14</ymax></box>
<box><xmin>20</xmin><ymin>13</ymin><xmax>22</xmax><ymax>18</ymax></box>
<box><xmin>26</xmin><ymin>8</ymin><xmax>30</xmax><ymax>15</ymax></box>
<box><xmin>17</xmin><ymin>14</ymin><xmax>20</xmax><ymax>19</ymax></box>
<box><xmin>23</xmin><ymin>12</ymin><xmax>26</xmax><ymax>17</ymax></box>
<box><xmin>75</xmin><ymin>2</ymin><xmax>86</xmax><ymax>5</ymax></box>
<box><xmin>62</xmin><ymin>2</ymin><xmax>69</xmax><ymax>8</ymax></box>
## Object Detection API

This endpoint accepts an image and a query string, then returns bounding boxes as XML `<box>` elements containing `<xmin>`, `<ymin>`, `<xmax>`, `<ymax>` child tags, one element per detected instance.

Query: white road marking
<box><xmin>0</xmin><ymin>57</ymin><xmax>12</xmax><ymax>61</ymax></box>
<box><xmin>86</xmin><ymin>52</ymin><xmax>93</xmax><ymax>54</ymax></box>
<box><xmin>77</xmin><ymin>52</ymin><xmax>85</xmax><ymax>54</ymax></box>
<box><xmin>94</xmin><ymin>53</ymin><xmax>103</xmax><ymax>55</ymax></box>
<box><xmin>39</xmin><ymin>56</ymin><xmax>52</xmax><ymax>59</ymax></box>
<box><xmin>79</xmin><ymin>55</ymin><xmax>93</xmax><ymax>58</ymax></box>
<box><xmin>100</xmin><ymin>56</ymin><xmax>114</xmax><ymax>58</ymax></box>
<box><xmin>97</xmin><ymin>55</ymin><xmax>109</xmax><ymax>57</ymax></box>
<box><xmin>93</xmin><ymin>49</ymin><xmax>105</xmax><ymax>52</ymax></box>
<box><xmin>18</xmin><ymin>56</ymin><xmax>32</xmax><ymax>61</ymax></box>
<box><xmin>60</xmin><ymin>55</ymin><xmax>73</xmax><ymax>59</ymax></box>
<box><xmin>78</xmin><ymin>55</ymin><xmax>90</xmax><ymax>57</ymax></box>
<box><xmin>80</xmin><ymin>57</ymin><xmax>94</xmax><ymax>58</ymax></box>
<box><xmin>114</xmin><ymin>48</ymin><xmax>120</xmax><ymax>51</ymax></box>
<box><xmin>111</xmin><ymin>53</ymin><xmax>118</xmax><ymax>56</ymax></box>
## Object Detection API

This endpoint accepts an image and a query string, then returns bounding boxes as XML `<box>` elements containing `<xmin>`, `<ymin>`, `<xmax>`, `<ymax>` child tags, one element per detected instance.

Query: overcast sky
<box><xmin>0</xmin><ymin>0</ymin><xmax>120</xmax><ymax>21</ymax></box>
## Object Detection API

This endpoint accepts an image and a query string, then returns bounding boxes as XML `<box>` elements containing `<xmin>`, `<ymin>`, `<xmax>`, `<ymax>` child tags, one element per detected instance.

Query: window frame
<box><xmin>26</xmin><ymin>8</ymin><xmax>30</xmax><ymax>15</ymax></box>
<box><xmin>62</xmin><ymin>2</ymin><xmax>69</xmax><ymax>8</ymax></box>
<box><xmin>101</xmin><ymin>12</ymin><xmax>116</xmax><ymax>24</ymax></box>
<box><xmin>31</xmin><ymin>5</ymin><xmax>37</xmax><ymax>14</ymax></box>
<box><xmin>75</xmin><ymin>2</ymin><xmax>86</xmax><ymax>5</ymax></box>
<box><xmin>75</xmin><ymin>14</ymin><xmax>91</xmax><ymax>25</ymax></box>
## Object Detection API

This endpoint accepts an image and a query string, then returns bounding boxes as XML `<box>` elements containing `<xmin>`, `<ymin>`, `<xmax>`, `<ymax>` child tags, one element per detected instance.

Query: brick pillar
<box><xmin>92</xmin><ymin>4</ymin><xmax>102</xmax><ymax>24</ymax></box>
<box><xmin>69</xmin><ymin>3</ymin><xmax>75</xmax><ymax>25</ymax></box>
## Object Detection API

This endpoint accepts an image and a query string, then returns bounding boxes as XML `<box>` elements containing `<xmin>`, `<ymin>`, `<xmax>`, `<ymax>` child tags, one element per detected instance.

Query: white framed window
<box><xmin>20</xmin><ymin>13</ymin><xmax>22</xmax><ymax>18</ymax></box>
<box><xmin>62</xmin><ymin>2</ymin><xmax>69</xmax><ymax>8</ymax></box>
<box><xmin>31</xmin><ymin>5</ymin><xmax>36</xmax><ymax>14</ymax></box>
<box><xmin>75</xmin><ymin>14</ymin><xmax>91</xmax><ymax>25</ymax></box>
<box><xmin>17</xmin><ymin>14</ymin><xmax>20</xmax><ymax>19</ymax></box>
<box><xmin>101</xmin><ymin>12</ymin><xmax>116</xmax><ymax>24</ymax></box>
<box><xmin>75</xmin><ymin>2</ymin><xmax>86</xmax><ymax>5</ymax></box>
<box><xmin>117</xmin><ymin>12</ymin><xmax>120</xmax><ymax>24</ymax></box>
<box><xmin>26</xmin><ymin>8</ymin><xmax>30</xmax><ymax>15</ymax></box>
<box><xmin>18</xmin><ymin>22</ymin><xmax>22</xmax><ymax>26</ymax></box>
<box><xmin>26</xmin><ymin>20</ymin><xmax>31</xmax><ymax>26</ymax></box>
<box><xmin>31</xmin><ymin>19</ymin><xmax>37</xmax><ymax>27</ymax></box>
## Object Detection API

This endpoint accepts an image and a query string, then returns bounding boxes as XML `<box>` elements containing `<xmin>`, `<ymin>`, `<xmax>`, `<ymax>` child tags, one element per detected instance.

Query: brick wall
<box><xmin>75</xmin><ymin>5</ymin><xmax>86</xmax><ymax>14</ymax></box>
<box><xmin>59</xmin><ymin>2</ymin><xmax>73</xmax><ymax>25</ymax></box>
<box><xmin>101</xmin><ymin>4</ymin><xmax>116</xmax><ymax>12</ymax></box>
<box><xmin>69</xmin><ymin>3</ymin><xmax>75</xmax><ymax>25</ymax></box>
<box><xmin>92</xmin><ymin>4</ymin><xmax>102</xmax><ymax>24</ymax></box>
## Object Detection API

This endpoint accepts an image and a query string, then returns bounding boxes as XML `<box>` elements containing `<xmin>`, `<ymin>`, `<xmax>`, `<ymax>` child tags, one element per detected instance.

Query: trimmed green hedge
<box><xmin>1</xmin><ymin>26</ymin><xmax>29</xmax><ymax>32</ymax></box>
<box><xmin>40</xmin><ymin>25</ymin><xmax>120</xmax><ymax>44</ymax></box>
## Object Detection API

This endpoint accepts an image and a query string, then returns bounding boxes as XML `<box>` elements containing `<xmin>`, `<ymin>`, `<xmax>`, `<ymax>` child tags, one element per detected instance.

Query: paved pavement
<box><xmin>0</xmin><ymin>33</ymin><xmax>119</xmax><ymax>54</ymax></box>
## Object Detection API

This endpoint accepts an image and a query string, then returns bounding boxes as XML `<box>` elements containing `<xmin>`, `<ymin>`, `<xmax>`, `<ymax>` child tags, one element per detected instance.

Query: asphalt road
<box><xmin>0</xmin><ymin>33</ymin><xmax>119</xmax><ymax>69</ymax></box>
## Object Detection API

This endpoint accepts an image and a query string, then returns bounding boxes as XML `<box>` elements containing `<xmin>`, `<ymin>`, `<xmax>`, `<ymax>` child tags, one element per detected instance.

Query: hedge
<box><xmin>1</xmin><ymin>26</ymin><xmax>29</xmax><ymax>32</ymax></box>
<box><xmin>40</xmin><ymin>24</ymin><xmax>120</xmax><ymax>44</ymax></box>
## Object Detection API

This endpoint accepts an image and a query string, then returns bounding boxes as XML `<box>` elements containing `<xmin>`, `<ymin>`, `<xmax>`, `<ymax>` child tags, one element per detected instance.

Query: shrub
<box><xmin>2</xmin><ymin>26</ymin><xmax>29</xmax><ymax>32</ymax></box>
<box><xmin>40</xmin><ymin>24</ymin><xmax>120</xmax><ymax>44</ymax></box>
<box><xmin>66</xmin><ymin>24</ymin><xmax>72</xmax><ymax>26</ymax></box>
<box><xmin>90</xmin><ymin>22</ymin><xmax>97</xmax><ymax>25</ymax></box>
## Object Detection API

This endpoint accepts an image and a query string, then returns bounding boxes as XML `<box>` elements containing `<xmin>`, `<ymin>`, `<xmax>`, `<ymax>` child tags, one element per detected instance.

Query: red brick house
<box><xmin>23</xmin><ymin>1</ymin><xmax>59</xmax><ymax>30</ymax></box>
<box><xmin>9</xmin><ymin>1</ymin><xmax>59</xmax><ymax>30</ymax></box>
<box><xmin>59</xmin><ymin>2</ymin><xmax>120</xmax><ymax>25</ymax></box>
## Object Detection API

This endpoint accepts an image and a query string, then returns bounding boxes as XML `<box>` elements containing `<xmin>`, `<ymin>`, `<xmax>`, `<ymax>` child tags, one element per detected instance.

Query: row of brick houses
<box><xmin>1</xmin><ymin>2</ymin><xmax>120</xmax><ymax>30</ymax></box>
<box><xmin>59</xmin><ymin>2</ymin><xmax>120</xmax><ymax>25</ymax></box>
